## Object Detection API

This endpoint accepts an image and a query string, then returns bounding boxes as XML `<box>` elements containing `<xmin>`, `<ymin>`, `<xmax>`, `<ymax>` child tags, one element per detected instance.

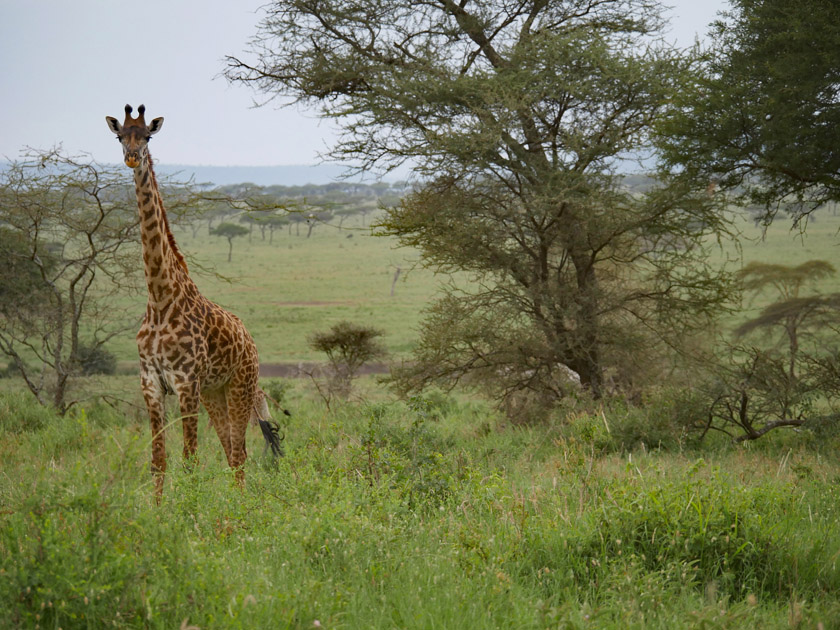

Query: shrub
<box><xmin>77</xmin><ymin>344</ymin><xmax>117</xmax><ymax>376</ymax></box>
<box><xmin>308</xmin><ymin>320</ymin><xmax>386</xmax><ymax>398</ymax></box>
<box><xmin>609</xmin><ymin>388</ymin><xmax>707</xmax><ymax>452</ymax></box>
<box><xmin>519</xmin><ymin>467</ymin><xmax>831</xmax><ymax>602</ymax></box>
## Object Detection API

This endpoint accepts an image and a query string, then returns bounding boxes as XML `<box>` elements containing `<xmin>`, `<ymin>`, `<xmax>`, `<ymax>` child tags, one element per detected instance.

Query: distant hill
<box><xmin>155</xmin><ymin>163</ymin><xmax>362</xmax><ymax>187</ymax></box>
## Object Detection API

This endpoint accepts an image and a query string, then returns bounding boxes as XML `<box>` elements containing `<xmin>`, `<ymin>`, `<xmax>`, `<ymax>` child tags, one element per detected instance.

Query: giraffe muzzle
<box><xmin>125</xmin><ymin>152</ymin><xmax>141</xmax><ymax>168</ymax></box>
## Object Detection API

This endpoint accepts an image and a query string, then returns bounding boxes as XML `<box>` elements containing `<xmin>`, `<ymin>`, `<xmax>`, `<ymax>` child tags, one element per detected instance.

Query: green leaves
<box><xmin>230</xmin><ymin>1</ymin><xmax>735</xmax><ymax>404</ymax></box>
<box><xmin>658</xmin><ymin>0</ymin><xmax>840</xmax><ymax>218</ymax></box>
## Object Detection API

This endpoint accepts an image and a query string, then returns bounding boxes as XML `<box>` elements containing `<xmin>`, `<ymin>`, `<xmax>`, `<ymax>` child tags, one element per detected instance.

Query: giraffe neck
<box><xmin>134</xmin><ymin>154</ymin><xmax>190</xmax><ymax>307</ymax></box>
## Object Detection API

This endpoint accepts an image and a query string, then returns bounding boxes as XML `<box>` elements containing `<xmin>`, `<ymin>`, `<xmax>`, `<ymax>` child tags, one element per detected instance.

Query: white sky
<box><xmin>0</xmin><ymin>0</ymin><xmax>726</xmax><ymax>167</ymax></box>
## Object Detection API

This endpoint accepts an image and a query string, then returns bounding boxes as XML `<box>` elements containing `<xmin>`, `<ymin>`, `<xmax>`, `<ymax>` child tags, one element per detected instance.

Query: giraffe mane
<box><xmin>146</xmin><ymin>154</ymin><xmax>189</xmax><ymax>275</ymax></box>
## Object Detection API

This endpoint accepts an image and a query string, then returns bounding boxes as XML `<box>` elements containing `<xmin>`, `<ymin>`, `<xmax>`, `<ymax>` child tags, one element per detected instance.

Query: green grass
<box><xmin>2</xmin><ymin>382</ymin><xmax>840</xmax><ymax>628</ymax></box>
<box><xmin>104</xmin><ymin>213</ymin><xmax>449</xmax><ymax>365</ymax></box>
<box><xmin>6</xmin><ymin>204</ymin><xmax>840</xmax><ymax>628</ymax></box>
<box><xmin>97</xmin><ymin>206</ymin><xmax>840</xmax><ymax>369</ymax></box>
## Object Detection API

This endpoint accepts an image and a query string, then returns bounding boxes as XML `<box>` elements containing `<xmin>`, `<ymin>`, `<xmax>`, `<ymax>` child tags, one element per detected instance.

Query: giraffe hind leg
<box><xmin>201</xmin><ymin>388</ymin><xmax>233</xmax><ymax>467</ymax></box>
<box><xmin>226</xmin><ymin>382</ymin><xmax>256</xmax><ymax>488</ymax></box>
<box><xmin>177</xmin><ymin>379</ymin><xmax>201</xmax><ymax>471</ymax></box>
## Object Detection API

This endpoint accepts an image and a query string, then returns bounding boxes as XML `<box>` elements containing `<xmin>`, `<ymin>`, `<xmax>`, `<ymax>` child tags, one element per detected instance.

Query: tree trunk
<box><xmin>390</xmin><ymin>267</ymin><xmax>401</xmax><ymax>297</ymax></box>
<box><xmin>570</xmin><ymin>250</ymin><xmax>604</xmax><ymax>398</ymax></box>
<box><xmin>787</xmin><ymin>317</ymin><xmax>798</xmax><ymax>380</ymax></box>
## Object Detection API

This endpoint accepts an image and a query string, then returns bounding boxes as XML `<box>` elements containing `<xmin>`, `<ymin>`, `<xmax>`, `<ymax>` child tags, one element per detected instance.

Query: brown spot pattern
<box><xmin>131</xmin><ymin>153</ymin><xmax>263</xmax><ymax>500</ymax></box>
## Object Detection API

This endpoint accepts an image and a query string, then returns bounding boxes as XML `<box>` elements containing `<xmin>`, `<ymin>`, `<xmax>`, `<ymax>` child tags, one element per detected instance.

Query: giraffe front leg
<box><xmin>140</xmin><ymin>369</ymin><xmax>167</xmax><ymax>501</ymax></box>
<box><xmin>177</xmin><ymin>379</ymin><xmax>201</xmax><ymax>472</ymax></box>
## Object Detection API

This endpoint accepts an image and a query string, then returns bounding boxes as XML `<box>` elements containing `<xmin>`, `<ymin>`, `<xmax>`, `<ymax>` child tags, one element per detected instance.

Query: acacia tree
<box><xmin>736</xmin><ymin>261</ymin><xmax>837</xmax><ymax>379</ymax></box>
<box><xmin>264</xmin><ymin>213</ymin><xmax>289</xmax><ymax>244</ymax></box>
<box><xmin>308</xmin><ymin>321</ymin><xmax>387</xmax><ymax>398</ymax></box>
<box><xmin>0</xmin><ymin>149</ymin><xmax>204</xmax><ymax>412</ymax></box>
<box><xmin>210</xmin><ymin>222</ymin><xmax>249</xmax><ymax>262</ymax></box>
<box><xmin>0</xmin><ymin>150</ymin><xmax>144</xmax><ymax>412</ymax></box>
<box><xmin>657</xmin><ymin>0</ymin><xmax>840</xmax><ymax>221</ymax></box>
<box><xmin>694</xmin><ymin>261</ymin><xmax>840</xmax><ymax>442</ymax></box>
<box><xmin>227</xmin><ymin>0</ymin><xmax>733</xmax><ymax>403</ymax></box>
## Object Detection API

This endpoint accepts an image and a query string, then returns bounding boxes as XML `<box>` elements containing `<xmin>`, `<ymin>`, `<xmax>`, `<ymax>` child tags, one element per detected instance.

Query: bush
<box><xmin>308</xmin><ymin>321</ymin><xmax>386</xmax><ymax>398</ymax></box>
<box><xmin>77</xmin><ymin>344</ymin><xmax>117</xmax><ymax>376</ymax></box>
<box><xmin>519</xmin><ymin>466</ymin><xmax>832</xmax><ymax>602</ymax></box>
<box><xmin>609</xmin><ymin>388</ymin><xmax>708</xmax><ymax>452</ymax></box>
<box><xmin>261</xmin><ymin>378</ymin><xmax>291</xmax><ymax>406</ymax></box>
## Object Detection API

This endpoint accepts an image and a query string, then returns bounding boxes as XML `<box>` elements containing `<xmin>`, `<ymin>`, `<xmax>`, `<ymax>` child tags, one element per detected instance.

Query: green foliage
<box><xmin>228</xmin><ymin>0</ymin><xmax>736</xmax><ymax>404</ymax></box>
<box><xmin>0</xmin><ymin>391</ymin><xmax>55</xmax><ymax>433</ymax></box>
<box><xmin>0</xmin><ymin>149</ymin><xmax>147</xmax><ymax>412</ymax></box>
<box><xmin>76</xmin><ymin>343</ymin><xmax>118</xmax><ymax>376</ymax></box>
<box><xmin>609</xmin><ymin>388</ymin><xmax>708</xmax><ymax>452</ymax></box>
<box><xmin>211</xmin><ymin>222</ymin><xmax>250</xmax><ymax>239</ymax></box>
<box><xmin>308</xmin><ymin>320</ymin><xmax>386</xmax><ymax>397</ymax></box>
<box><xmin>261</xmin><ymin>378</ymin><xmax>291</xmax><ymax>407</ymax></box>
<box><xmin>693</xmin><ymin>345</ymin><xmax>823</xmax><ymax>443</ymax></box>
<box><xmin>734</xmin><ymin>261</ymin><xmax>840</xmax><ymax>378</ymax></box>
<box><xmin>210</xmin><ymin>222</ymin><xmax>250</xmax><ymax>261</ymax></box>
<box><xmin>520</xmin><ymin>466</ymin><xmax>831</xmax><ymax>601</ymax></box>
<box><xmin>0</xmin><ymin>227</ymin><xmax>58</xmax><ymax>319</ymax></box>
<box><xmin>658</xmin><ymin>0</ymin><xmax>840</xmax><ymax>219</ymax></box>
<box><xmin>2</xmin><ymin>382</ymin><xmax>840</xmax><ymax>628</ymax></box>
<box><xmin>737</xmin><ymin>260</ymin><xmax>836</xmax><ymax>300</ymax></box>
<box><xmin>670</xmin><ymin>260</ymin><xmax>840</xmax><ymax>444</ymax></box>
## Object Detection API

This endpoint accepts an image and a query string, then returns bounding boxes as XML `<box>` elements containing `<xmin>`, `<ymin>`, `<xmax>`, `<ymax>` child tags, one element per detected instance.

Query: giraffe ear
<box><xmin>148</xmin><ymin>117</ymin><xmax>164</xmax><ymax>135</ymax></box>
<box><xmin>105</xmin><ymin>116</ymin><xmax>122</xmax><ymax>135</ymax></box>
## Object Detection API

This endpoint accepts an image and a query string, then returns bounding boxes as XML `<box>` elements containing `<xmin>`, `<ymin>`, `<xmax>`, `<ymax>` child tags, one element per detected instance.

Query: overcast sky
<box><xmin>0</xmin><ymin>0</ymin><xmax>726</xmax><ymax>167</ymax></box>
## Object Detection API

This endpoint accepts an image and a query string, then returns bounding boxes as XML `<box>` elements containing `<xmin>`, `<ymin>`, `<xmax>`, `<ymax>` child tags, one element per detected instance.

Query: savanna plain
<box><xmin>3</xmin><ymin>210</ymin><xmax>840</xmax><ymax>629</ymax></box>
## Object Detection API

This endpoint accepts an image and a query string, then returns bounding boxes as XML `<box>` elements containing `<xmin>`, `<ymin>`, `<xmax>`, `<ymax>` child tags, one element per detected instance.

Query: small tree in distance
<box><xmin>211</xmin><ymin>222</ymin><xmax>249</xmax><ymax>262</ymax></box>
<box><xmin>736</xmin><ymin>260</ymin><xmax>837</xmax><ymax>379</ymax></box>
<box><xmin>308</xmin><ymin>321</ymin><xmax>387</xmax><ymax>399</ymax></box>
<box><xmin>695</xmin><ymin>261</ymin><xmax>840</xmax><ymax>442</ymax></box>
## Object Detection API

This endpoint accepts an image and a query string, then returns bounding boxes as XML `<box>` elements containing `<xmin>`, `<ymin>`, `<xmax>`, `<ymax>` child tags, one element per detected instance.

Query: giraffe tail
<box><xmin>257</xmin><ymin>418</ymin><xmax>285</xmax><ymax>459</ymax></box>
<box><xmin>252</xmin><ymin>388</ymin><xmax>287</xmax><ymax>460</ymax></box>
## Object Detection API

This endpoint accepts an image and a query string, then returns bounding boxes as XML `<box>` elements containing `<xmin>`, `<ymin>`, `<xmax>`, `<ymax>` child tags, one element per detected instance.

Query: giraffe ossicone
<box><xmin>106</xmin><ymin>104</ymin><xmax>282</xmax><ymax>500</ymax></box>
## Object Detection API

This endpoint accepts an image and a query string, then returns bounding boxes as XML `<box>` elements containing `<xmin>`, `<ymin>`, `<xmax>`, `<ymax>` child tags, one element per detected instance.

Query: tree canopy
<box><xmin>227</xmin><ymin>0</ymin><xmax>734</xmax><ymax>405</ymax></box>
<box><xmin>657</xmin><ymin>0</ymin><xmax>840</xmax><ymax>220</ymax></box>
<box><xmin>0</xmin><ymin>150</ymin><xmax>142</xmax><ymax>410</ymax></box>
<box><xmin>210</xmin><ymin>222</ymin><xmax>250</xmax><ymax>262</ymax></box>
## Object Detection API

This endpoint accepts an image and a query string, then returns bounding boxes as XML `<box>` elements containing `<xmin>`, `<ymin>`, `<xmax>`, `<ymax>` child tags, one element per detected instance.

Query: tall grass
<box><xmin>2</xmin><ymin>383</ymin><xmax>840</xmax><ymax>628</ymax></box>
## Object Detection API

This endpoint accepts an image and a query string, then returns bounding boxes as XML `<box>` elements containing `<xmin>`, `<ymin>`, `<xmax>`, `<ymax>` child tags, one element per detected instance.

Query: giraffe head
<box><xmin>105</xmin><ymin>104</ymin><xmax>164</xmax><ymax>168</ymax></box>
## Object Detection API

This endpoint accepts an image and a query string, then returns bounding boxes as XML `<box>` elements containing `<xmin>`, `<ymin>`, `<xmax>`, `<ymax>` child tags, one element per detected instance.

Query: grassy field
<box><xmin>4</xmin><ymin>206</ymin><xmax>840</xmax><ymax>628</ymax></box>
<box><xmin>100</xmin><ymin>206</ymin><xmax>840</xmax><ymax>369</ymax></box>
<box><xmin>2</xmin><ymin>382</ymin><xmax>840</xmax><ymax>628</ymax></box>
<box><xmin>105</xmin><ymin>212</ymin><xmax>449</xmax><ymax>366</ymax></box>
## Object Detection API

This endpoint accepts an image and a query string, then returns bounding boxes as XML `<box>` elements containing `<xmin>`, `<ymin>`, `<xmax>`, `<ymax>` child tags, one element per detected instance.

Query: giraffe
<box><xmin>105</xmin><ymin>104</ymin><xmax>282</xmax><ymax>499</ymax></box>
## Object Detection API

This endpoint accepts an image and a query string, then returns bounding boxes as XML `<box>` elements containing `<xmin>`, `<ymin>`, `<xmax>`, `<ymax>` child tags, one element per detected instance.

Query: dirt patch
<box><xmin>269</xmin><ymin>300</ymin><xmax>355</xmax><ymax>307</ymax></box>
<box><xmin>260</xmin><ymin>362</ymin><xmax>390</xmax><ymax>378</ymax></box>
